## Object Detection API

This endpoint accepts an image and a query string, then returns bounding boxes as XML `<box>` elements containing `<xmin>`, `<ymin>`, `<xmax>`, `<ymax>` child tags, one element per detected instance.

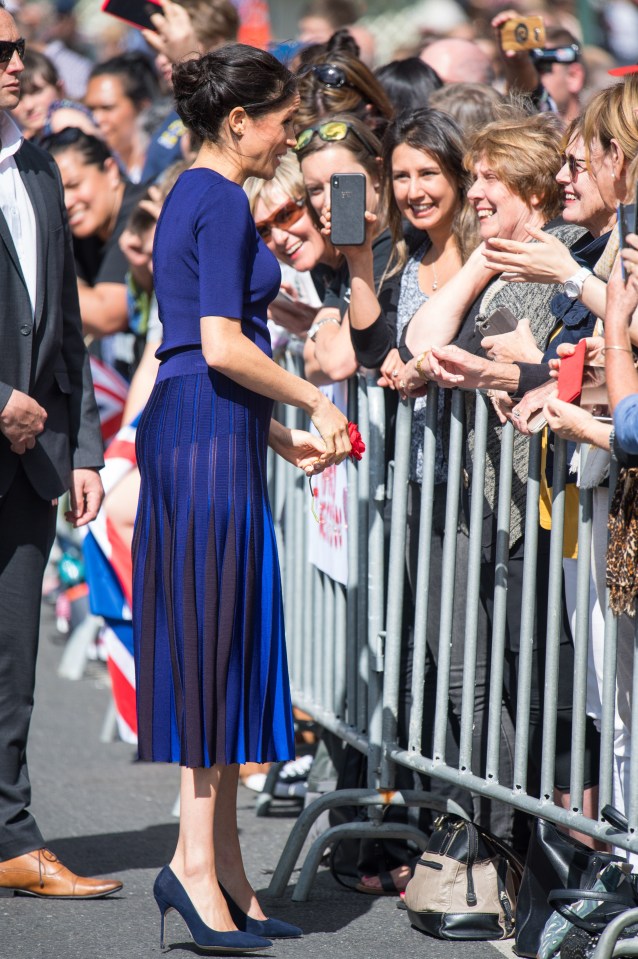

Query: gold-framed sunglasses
<box><xmin>295</xmin><ymin>120</ymin><xmax>376</xmax><ymax>155</ymax></box>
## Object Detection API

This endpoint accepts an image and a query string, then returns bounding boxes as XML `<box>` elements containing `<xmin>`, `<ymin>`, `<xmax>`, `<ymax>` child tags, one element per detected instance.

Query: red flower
<box><xmin>348</xmin><ymin>421</ymin><xmax>365</xmax><ymax>461</ymax></box>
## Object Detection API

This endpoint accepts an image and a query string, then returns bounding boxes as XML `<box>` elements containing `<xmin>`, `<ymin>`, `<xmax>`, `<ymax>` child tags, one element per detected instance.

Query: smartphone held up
<box><xmin>499</xmin><ymin>16</ymin><xmax>546</xmax><ymax>52</ymax></box>
<box><xmin>330</xmin><ymin>173</ymin><xmax>366</xmax><ymax>247</ymax></box>
<box><xmin>101</xmin><ymin>0</ymin><xmax>161</xmax><ymax>32</ymax></box>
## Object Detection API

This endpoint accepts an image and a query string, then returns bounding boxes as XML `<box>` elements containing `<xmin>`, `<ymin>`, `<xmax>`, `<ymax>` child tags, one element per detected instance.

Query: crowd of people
<box><xmin>3</xmin><ymin>0</ymin><xmax>638</xmax><ymax>951</ymax></box>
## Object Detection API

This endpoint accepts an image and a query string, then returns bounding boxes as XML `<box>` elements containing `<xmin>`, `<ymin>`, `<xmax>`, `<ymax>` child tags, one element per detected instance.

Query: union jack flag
<box><xmin>85</xmin><ymin>418</ymin><xmax>139</xmax><ymax>744</ymax></box>
<box><xmin>89</xmin><ymin>357</ymin><xmax>129</xmax><ymax>446</ymax></box>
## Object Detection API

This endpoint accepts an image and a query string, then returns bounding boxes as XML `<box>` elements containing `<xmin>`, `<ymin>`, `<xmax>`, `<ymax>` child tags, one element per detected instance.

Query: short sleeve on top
<box><xmin>195</xmin><ymin>182</ymin><xmax>255</xmax><ymax>320</ymax></box>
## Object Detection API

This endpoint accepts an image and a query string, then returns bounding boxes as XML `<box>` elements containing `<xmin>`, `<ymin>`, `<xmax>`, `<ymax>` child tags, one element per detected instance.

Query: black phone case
<box><xmin>330</xmin><ymin>173</ymin><xmax>366</xmax><ymax>246</ymax></box>
<box><xmin>101</xmin><ymin>0</ymin><xmax>160</xmax><ymax>31</ymax></box>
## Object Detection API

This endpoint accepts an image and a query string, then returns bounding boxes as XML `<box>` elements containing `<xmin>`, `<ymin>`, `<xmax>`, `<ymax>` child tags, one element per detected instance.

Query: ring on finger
<box><xmin>512</xmin><ymin>410</ymin><xmax>521</xmax><ymax>418</ymax></box>
<box><xmin>392</xmin><ymin>369</ymin><xmax>399</xmax><ymax>377</ymax></box>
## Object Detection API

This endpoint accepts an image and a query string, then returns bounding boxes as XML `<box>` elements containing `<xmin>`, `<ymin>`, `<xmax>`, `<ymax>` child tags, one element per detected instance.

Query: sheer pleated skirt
<box><xmin>132</xmin><ymin>353</ymin><xmax>294</xmax><ymax>767</ymax></box>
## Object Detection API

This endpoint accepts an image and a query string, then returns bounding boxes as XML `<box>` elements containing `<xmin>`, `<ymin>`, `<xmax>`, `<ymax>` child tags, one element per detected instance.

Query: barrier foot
<box><xmin>267</xmin><ymin>787</ymin><xmax>467</xmax><ymax>899</ymax></box>
<box><xmin>254</xmin><ymin>762</ymin><xmax>286</xmax><ymax>818</ymax></box>
<box><xmin>99</xmin><ymin>701</ymin><xmax>118</xmax><ymax>743</ymax></box>
<box><xmin>292</xmin><ymin>821</ymin><xmax>429</xmax><ymax>902</ymax></box>
<box><xmin>591</xmin><ymin>908</ymin><xmax>638</xmax><ymax>958</ymax></box>
<box><xmin>57</xmin><ymin>614</ymin><xmax>102</xmax><ymax>681</ymax></box>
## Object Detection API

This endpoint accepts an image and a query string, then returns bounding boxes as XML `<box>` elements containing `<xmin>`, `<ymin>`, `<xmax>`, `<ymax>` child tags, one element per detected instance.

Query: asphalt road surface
<box><xmin>0</xmin><ymin>605</ymin><xmax>516</xmax><ymax>959</ymax></box>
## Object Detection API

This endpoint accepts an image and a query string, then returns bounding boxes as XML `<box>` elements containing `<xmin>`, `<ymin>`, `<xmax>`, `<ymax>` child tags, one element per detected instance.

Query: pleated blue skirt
<box><xmin>132</xmin><ymin>349</ymin><xmax>295</xmax><ymax>767</ymax></box>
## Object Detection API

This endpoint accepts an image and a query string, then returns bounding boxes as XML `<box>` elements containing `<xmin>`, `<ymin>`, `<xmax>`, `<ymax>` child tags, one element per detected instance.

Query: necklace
<box><xmin>431</xmin><ymin>259</ymin><xmax>438</xmax><ymax>291</ymax></box>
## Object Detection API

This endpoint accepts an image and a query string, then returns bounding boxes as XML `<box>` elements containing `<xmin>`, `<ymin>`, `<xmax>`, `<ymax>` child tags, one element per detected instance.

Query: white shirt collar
<box><xmin>0</xmin><ymin>110</ymin><xmax>24</xmax><ymax>162</ymax></box>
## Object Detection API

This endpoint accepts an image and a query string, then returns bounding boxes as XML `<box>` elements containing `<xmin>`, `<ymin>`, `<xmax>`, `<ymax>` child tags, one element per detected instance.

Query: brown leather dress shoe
<box><xmin>0</xmin><ymin>848</ymin><xmax>123</xmax><ymax>898</ymax></box>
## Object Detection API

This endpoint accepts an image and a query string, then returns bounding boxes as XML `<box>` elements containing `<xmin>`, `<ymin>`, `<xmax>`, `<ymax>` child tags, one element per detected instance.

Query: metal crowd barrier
<box><xmin>267</xmin><ymin>351</ymin><xmax>638</xmax><ymax>923</ymax></box>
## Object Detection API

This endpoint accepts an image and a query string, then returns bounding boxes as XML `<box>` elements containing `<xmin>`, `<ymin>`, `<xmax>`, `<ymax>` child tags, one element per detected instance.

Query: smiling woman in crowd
<box><xmin>43</xmin><ymin>128</ymin><xmax>146</xmax><ymax>376</ymax></box>
<box><xmin>85</xmin><ymin>52</ymin><xmax>160</xmax><ymax>183</ymax></box>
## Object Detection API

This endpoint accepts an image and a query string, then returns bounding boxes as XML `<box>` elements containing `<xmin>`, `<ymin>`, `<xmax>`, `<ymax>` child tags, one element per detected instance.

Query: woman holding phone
<box><xmin>132</xmin><ymin>44</ymin><xmax>350</xmax><ymax>952</ymax></box>
<box><xmin>294</xmin><ymin>114</ymin><xmax>393</xmax><ymax>385</ymax></box>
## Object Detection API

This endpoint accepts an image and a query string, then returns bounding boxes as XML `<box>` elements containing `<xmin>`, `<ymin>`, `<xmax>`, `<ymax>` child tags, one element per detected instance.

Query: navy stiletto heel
<box><xmin>153</xmin><ymin>866</ymin><xmax>272</xmax><ymax>953</ymax></box>
<box><xmin>220</xmin><ymin>883</ymin><xmax>303</xmax><ymax>939</ymax></box>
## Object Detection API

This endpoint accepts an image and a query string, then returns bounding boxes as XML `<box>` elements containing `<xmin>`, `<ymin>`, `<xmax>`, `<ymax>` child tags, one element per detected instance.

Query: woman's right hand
<box><xmin>320</xmin><ymin>205</ymin><xmax>377</xmax><ymax>259</ymax></box>
<box><xmin>310</xmin><ymin>393</ymin><xmax>351</xmax><ymax>463</ymax></box>
<box><xmin>143</xmin><ymin>0</ymin><xmax>199</xmax><ymax>62</ymax></box>
<box><xmin>482</xmin><ymin>227</ymin><xmax>577</xmax><ymax>285</ymax></box>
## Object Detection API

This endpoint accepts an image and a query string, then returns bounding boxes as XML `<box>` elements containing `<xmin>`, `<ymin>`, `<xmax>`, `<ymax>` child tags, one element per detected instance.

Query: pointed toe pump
<box><xmin>221</xmin><ymin>883</ymin><xmax>303</xmax><ymax>939</ymax></box>
<box><xmin>154</xmin><ymin>866</ymin><xmax>273</xmax><ymax>953</ymax></box>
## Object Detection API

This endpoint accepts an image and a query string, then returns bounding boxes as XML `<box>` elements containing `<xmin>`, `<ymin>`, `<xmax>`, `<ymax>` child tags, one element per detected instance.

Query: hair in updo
<box><xmin>173</xmin><ymin>43</ymin><xmax>297</xmax><ymax>144</ymax></box>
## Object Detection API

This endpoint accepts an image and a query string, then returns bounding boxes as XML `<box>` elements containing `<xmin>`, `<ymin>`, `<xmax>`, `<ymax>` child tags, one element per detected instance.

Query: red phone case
<box><xmin>556</xmin><ymin>338</ymin><xmax>587</xmax><ymax>403</ymax></box>
<box><xmin>101</xmin><ymin>0</ymin><xmax>161</xmax><ymax>32</ymax></box>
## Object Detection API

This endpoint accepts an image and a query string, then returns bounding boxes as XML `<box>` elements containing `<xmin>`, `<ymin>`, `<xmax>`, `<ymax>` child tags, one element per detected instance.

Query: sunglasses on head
<box><xmin>0</xmin><ymin>38</ymin><xmax>25</xmax><ymax>65</ymax></box>
<box><xmin>562</xmin><ymin>153</ymin><xmax>587</xmax><ymax>179</ymax></box>
<box><xmin>295</xmin><ymin>120</ymin><xmax>376</xmax><ymax>156</ymax></box>
<box><xmin>256</xmin><ymin>197</ymin><xmax>305</xmax><ymax>240</ymax></box>
<box><xmin>312</xmin><ymin>63</ymin><xmax>353</xmax><ymax>89</ymax></box>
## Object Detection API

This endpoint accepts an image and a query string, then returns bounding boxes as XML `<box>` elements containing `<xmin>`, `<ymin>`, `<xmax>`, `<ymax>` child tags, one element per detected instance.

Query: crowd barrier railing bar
<box><xmin>267</xmin><ymin>355</ymin><xmax>637</xmax><ymax>904</ymax></box>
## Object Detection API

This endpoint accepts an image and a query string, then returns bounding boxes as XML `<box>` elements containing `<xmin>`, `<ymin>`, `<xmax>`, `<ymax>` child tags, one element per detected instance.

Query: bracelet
<box><xmin>609</xmin><ymin>426</ymin><xmax>617</xmax><ymax>463</ymax></box>
<box><xmin>307</xmin><ymin>316</ymin><xmax>340</xmax><ymax>342</ymax></box>
<box><xmin>603</xmin><ymin>346</ymin><xmax>634</xmax><ymax>355</ymax></box>
<box><xmin>415</xmin><ymin>349</ymin><xmax>431</xmax><ymax>380</ymax></box>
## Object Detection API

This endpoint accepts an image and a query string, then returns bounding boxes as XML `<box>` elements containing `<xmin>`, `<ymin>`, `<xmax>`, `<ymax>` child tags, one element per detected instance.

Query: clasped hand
<box><xmin>0</xmin><ymin>389</ymin><xmax>47</xmax><ymax>454</ymax></box>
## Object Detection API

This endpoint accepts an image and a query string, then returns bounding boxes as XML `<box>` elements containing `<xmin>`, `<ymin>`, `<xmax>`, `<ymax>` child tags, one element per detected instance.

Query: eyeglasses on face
<box><xmin>295</xmin><ymin>119</ymin><xmax>375</xmax><ymax>156</ymax></box>
<box><xmin>256</xmin><ymin>197</ymin><xmax>305</xmax><ymax>240</ymax></box>
<box><xmin>0</xmin><ymin>38</ymin><xmax>25</xmax><ymax>65</ymax></box>
<box><xmin>562</xmin><ymin>153</ymin><xmax>587</xmax><ymax>179</ymax></box>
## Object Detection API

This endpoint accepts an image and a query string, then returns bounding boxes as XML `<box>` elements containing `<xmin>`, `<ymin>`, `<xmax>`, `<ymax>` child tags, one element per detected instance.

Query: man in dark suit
<box><xmin>0</xmin><ymin>3</ymin><xmax>122</xmax><ymax>898</ymax></box>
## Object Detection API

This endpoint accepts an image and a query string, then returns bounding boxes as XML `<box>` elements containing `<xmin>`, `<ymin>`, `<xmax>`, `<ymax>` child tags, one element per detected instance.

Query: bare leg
<box><xmin>169</xmin><ymin>765</ymin><xmax>237</xmax><ymax>931</ymax></box>
<box><xmin>214</xmin><ymin>765</ymin><xmax>268</xmax><ymax>920</ymax></box>
<box><xmin>554</xmin><ymin>786</ymin><xmax>607</xmax><ymax>850</ymax></box>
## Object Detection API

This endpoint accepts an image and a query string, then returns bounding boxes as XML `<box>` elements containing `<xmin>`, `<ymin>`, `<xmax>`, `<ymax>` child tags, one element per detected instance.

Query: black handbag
<box><xmin>514</xmin><ymin>818</ymin><xmax>623</xmax><ymax>958</ymax></box>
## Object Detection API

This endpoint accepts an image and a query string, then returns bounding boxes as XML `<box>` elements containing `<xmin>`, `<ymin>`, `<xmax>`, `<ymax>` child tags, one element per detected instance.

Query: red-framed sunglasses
<box><xmin>256</xmin><ymin>198</ymin><xmax>305</xmax><ymax>240</ymax></box>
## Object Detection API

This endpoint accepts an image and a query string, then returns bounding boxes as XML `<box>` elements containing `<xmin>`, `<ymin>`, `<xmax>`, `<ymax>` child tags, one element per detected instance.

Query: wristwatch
<box><xmin>564</xmin><ymin>267</ymin><xmax>592</xmax><ymax>299</ymax></box>
<box><xmin>307</xmin><ymin>316</ymin><xmax>340</xmax><ymax>341</ymax></box>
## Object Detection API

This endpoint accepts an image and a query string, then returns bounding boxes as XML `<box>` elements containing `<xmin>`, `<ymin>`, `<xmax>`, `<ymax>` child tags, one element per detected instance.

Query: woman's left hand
<box><xmin>276</xmin><ymin>428</ymin><xmax>331</xmax><ymax>476</ymax></box>
<box><xmin>510</xmin><ymin>379</ymin><xmax>557</xmax><ymax>435</ymax></box>
<box><xmin>481</xmin><ymin>318</ymin><xmax>543</xmax><ymax>364</ymax></box>
<box><xmin>482</xmin><ymin>225</ymin><xmax>577</xmax><ymax>284</ymax></box>
<box><xmin>378</xmin><ymin>349</ymin><xmax>406</xmax><ymax>390</ymax></box>
<box><xmin>400</xmin><ymin>357</ymin><xmax>428</xmax><ymax>397</ymax></box>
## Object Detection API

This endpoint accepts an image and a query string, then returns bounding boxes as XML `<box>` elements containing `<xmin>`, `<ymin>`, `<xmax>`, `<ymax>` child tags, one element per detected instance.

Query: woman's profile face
<box><xmin>253</xmin><ymin>183</ymin><xmax>325</xmax><ymax>272</ymax></box>
<box><xmin>391</xmin><ymin>143</ymin><xmax>460</xmax><ymax>236</ymax></box>
<box><xmin>556</xmin><ymin>135</ymin><xmax>613</xmax><ymax>237</ymax></box>
<box><xmin>467</xmin><ymin>155</ymin><xmax>534</xmax><ymax>242</ymax></box>
<box><xmin>54</xmin><ymin>149</ymin><xmax>119</xmax><ymax>240</ymax></box>
<box><xmin>299</xmin><ymin>143</ymin><xmax>380</xmax><ymax>221</ymax></box>
<box><xmin>85</xmin><ymin>74</ymin><xmax>139</xmax><ymax>157</ymax></box>
<box><xmin>587</xmin><ymin>137</ymin><xmax>621</xmax><ymax>208</ymax></box>
<box><xmin>240</xmin><ymin>96</ymin><xmax>299</xmax><ymax>181</ymax></box>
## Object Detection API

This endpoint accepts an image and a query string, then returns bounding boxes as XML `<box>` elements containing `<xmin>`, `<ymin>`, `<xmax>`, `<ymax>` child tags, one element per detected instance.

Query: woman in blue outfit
<box><xmin>132</xmin><ymin>44</ymin><xmax>351</xmax><ymax>953</ymax></box>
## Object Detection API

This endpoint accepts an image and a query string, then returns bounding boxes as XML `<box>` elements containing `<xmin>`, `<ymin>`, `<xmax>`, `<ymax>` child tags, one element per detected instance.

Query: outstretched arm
<box><xmin>405</xmin><ymin>244</ymin><xmax>496</xmax><ymax>355</ymax></box>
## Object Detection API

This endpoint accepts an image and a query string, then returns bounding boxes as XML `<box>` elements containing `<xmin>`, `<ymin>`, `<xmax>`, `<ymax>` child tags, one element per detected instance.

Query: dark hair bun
<box><xmin>173</xmin><ymin>43</ymin><xmax>296</xmax><ymax>144</ymax></box>
<box><xmin>326</xmin><ymin>28</ymin><xmax>360</xmax><ymax>58</ymax></box>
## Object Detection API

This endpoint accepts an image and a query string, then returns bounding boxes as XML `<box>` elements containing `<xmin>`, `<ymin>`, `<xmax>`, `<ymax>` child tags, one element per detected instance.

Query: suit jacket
<box><xmin>0</xmin><ymin>133</ymin><xmax>104</xmax><ymax>500</ymax></box>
